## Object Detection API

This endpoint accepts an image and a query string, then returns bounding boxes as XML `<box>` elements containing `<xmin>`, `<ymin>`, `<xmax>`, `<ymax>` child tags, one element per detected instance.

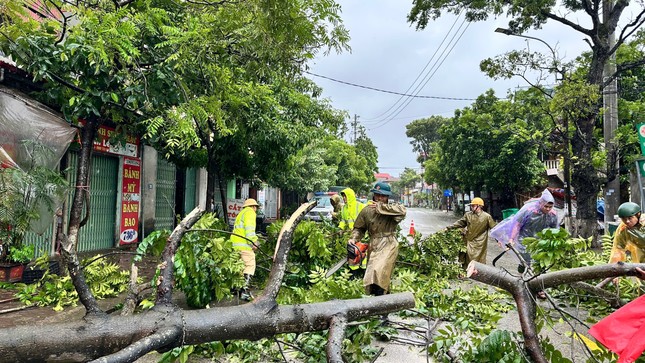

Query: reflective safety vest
<box><xmin>231</xmin><ymin>207</ymin><xmax>258</xmax><ymax>251</ymax></box>
<box><xmin>339</xmin><ymin>201</ymin><xmax>365</xmax><ymax>231</ymax></box>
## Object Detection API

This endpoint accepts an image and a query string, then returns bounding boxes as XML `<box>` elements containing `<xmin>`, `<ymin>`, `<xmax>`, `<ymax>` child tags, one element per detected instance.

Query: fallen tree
<box><xmin>0</xmin><ymin>201</ymin><xmax>415</xmax><ymax>362</ymax></box>
<box><xmin>467</xmin><ymin>260</ymin><xmax>645</xmax><ymax>363</ymax></box>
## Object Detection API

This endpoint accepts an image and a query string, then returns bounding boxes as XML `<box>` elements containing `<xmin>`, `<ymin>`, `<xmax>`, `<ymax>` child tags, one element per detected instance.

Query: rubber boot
<box><xmin>240</xmin><ymin>274</ymin><xmax>254</xmax><ymax>301</ymax></box>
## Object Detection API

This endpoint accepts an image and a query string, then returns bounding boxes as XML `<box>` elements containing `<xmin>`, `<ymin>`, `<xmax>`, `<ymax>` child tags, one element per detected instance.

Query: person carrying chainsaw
<box><xmin>445</xmin><ymin>197</ymin><xmax>496</xmax><ymax>270</ymax></box>
<box><xmin>231</xmin><ymin>198</ymin><xmax>260</xmax><ymax>301</ymax></box>
<box><xmin>348</xmin><ymin>182</ymin><xmax>406</xmax><ymax>296</ymax></box>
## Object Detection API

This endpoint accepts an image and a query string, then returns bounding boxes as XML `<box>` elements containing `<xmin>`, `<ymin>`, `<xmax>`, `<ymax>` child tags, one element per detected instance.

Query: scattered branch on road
<box><xmin>0</xmin><ymin>202</ymin><xmax>416</xmax><ymax>362</ymax></box>
<box><xmin>467</xmin><ymin>261</ymin><xmax>645</xmax><ymax>363</ymax></box>
<box><xmin>326</xmin><ymin>313</ymin><xmax>347</xmax><ymax>363</ymax></box>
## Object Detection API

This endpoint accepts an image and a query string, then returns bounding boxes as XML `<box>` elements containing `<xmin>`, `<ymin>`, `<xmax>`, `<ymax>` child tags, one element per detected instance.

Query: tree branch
<box><xmin>467</xmin><ymin>261</ymin><xmax>645</xmax><ymax>363</ymax></box>
<box><xmin>326</xmin><ymin>313</ymin><xmax>348</xmax><ymax>363</ymax></box>
<box><xmin>541</xmin><ymin>11</ymin><xmax>593</xmax><ymax>37</ymax></box>
<box><xmin>254</xmin><ymin>201</ymin><xmax>316</xmax><ymax>305</ymax></box>
<box><xmin>0</xmin><ymin>293</ymin><xmax>415</xmax><ymax>361</ymax></box>
<box><xmin>156</xmin><ymin>207</ymin><xmax>205</xmax><ymax>305</ymax></box>
<box><xmin>87</xmin><ymin>326</ymin><xmax>182</xmax><ymax>363</ymax></box>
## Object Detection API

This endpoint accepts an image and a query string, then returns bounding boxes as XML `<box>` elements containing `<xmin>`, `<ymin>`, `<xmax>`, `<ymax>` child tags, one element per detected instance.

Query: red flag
<box><xmin>589</xmin><ymin>294</ymin><xmax>645</xmax><ymax>363</ymax></box>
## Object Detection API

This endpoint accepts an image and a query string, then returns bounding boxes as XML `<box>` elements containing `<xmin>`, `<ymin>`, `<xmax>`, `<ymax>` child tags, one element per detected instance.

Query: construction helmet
<box><xmin>370</xmin><ymin>182</ymin><xmax>392</xmax><ymax>196</ymax></box>
<box><xmin>243</xmin><ymin>198</ymin><xmax>260</xmax><ymax>208</ymax></box>
<box><xmin>618</xmin><ymin>202</ymin><xmax>641</xmax><ymax>218</ymax></box>
<box><xmin>471</xmin><ymin>197</ymin><xmax>484</xmax><ymax>206</ymax></box>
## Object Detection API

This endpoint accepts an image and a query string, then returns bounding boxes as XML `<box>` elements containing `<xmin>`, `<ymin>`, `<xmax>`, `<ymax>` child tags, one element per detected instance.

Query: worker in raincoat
<box><xmin>339</xmin><ymin>188</ymin><xmax>366</xmax><ymax>231</ymax></box>
<box><xmin>330</xmin><ymin>194</ymin><xmax>343</xmax><ymax>222</ymax></box>
<box><xmin>348</xmin><ymin>182</ymin><xmax>406</xmax><ymax>296</ymax></box>
<box><xmin>490</xmin><ymin>188</ymin><xmax>558</xmax><ymax>269</ymax></box>
<box><xmin>231</xmin><ymin>198</ymin><xmax>260</xmax><ymax>301</ymax></box>
<box><xmin>445</xmin><ymin>197</ymin><xmax>496</xmax><ymax>270</ymax></box>
<box><xmin>608</xmin><ymin>202</ymin><xmax>645</xmax><ymax>284</ymax></box>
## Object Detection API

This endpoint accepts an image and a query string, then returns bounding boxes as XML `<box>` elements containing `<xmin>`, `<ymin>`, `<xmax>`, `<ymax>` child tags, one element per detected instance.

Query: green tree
<box><xmin>392</xmin><ymin>167</ymin><xmax>421</xmax><ymax>197</ymax></box>
<box><xmin>405</xmin><ymin>116</ymin><xmax>447</xmax><ymax>163</ymax></box>
<box><xmin>0</xmin><ymin>0</ymin><xmax>350</xmax><ymax>311</ymax></box>
<box><xmin>423</xmin><ymin>89</ymin><xmax>547</xmax><ymax>206</ymax></box>
<box><xmin>408</xmin><ymin>0</ymin><xmax>645</xmax><ymax>238</ymax></box>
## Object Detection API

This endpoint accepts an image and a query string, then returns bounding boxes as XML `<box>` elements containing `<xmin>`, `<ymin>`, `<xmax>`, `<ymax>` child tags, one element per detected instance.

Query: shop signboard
<box><xmin>227</xmin><ymin>199</ymin><xmax>245</xmax><ymax>227</ymax></box>
<box><xmin>120</xmin><ymin>157</ymin><xmax>141</xmax><ymax>245</ymax></box>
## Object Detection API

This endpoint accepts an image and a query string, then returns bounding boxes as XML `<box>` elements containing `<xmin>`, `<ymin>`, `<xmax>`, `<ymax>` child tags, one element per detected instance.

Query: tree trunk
<box><xmin>60</xmin><ymin>116</ymin><xmax>103</xmax><ymax>315</ymax></box>
<box><xmin>0</xmin><ymin>294</ymin><xmax>414</xmax><ymax>362</ymax></box>
<box><xmin>570</xmin><ymin>115</ymin><xmax>601</xmax><ymax>245</ymax></box>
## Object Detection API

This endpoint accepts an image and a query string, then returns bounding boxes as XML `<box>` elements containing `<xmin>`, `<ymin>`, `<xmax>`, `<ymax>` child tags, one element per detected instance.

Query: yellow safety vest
<box><xmin>231</xmin><ymin>207</ymin><xmax>258</xmax><ymax>251</ymax></box>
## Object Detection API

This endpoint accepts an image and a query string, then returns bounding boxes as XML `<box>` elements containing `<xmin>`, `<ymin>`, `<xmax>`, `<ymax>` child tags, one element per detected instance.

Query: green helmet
<box><xmin>617</xmin><ymin>202</ymin><xmax>641</xmax><ymax>218</ymax></box>
<box><xmin>370</xmin><ymin>182</ymin><xmax>392</xmax><ymax>196</ymax></box>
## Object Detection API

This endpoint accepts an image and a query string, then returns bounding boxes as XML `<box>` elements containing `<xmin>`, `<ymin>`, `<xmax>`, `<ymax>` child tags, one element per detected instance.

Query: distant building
<box><xmin>374</xmin><ymin>173</ymin><xmax>399</xmax><ymax>184</ymax></box>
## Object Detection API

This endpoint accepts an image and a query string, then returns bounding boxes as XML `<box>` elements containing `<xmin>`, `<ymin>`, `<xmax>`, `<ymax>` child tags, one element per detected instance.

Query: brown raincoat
<box><xmin>447</xmin><ymin>210</ymin><xmax>496</xmax><ymax>268</ymax></box>
<box><xmin>350</xmin><ymin>202</ymin><xmax>406</xmax><ymax>293</ymax></box>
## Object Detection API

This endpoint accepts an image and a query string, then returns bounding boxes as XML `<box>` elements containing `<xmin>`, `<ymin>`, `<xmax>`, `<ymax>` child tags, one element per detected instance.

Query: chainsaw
<box><xmin>324</xmin><ymin>242</ymin><xmax>368</xmax><ymax>278</ymax></box>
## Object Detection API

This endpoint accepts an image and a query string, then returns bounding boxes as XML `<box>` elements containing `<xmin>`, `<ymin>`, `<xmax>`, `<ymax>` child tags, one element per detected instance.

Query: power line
<box><xmin>305</xmin><ymin>71</ymin><xmax>477</xmax><ymax>101</ymax></box>
<box><xmin>363</xmin><ymin>11</ymin><xmax>466</xmax><ymax>122</ymax></box>
<box><xmin>369</xmin><ymin>19</ymin><xmax>472</xmax><ymax>130</ymax></box>
<box><xmin>366</xmin><ymin>16</ymin><xmax>470</xmax><ymax>126</ymax></box>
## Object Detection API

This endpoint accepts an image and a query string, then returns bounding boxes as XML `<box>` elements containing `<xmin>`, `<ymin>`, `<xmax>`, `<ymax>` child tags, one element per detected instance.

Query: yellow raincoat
<box><xmin>609</xmin><ymin>215</ymin><xmax>645</xmax><ymax>264</ymax></box>
<box><xmin>338</xmin><ymin>188</ymin><xmax>365</xmax><ymax>231</ymax></box>
<box><xmin>231</xmin><ymin>206</ymin><xmax>258</xmax><ymax>275</ymax></box>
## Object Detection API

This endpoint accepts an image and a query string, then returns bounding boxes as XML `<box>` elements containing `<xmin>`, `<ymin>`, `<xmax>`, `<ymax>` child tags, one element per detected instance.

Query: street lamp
<box><xmin>494</xmin><ymin>27</ymin><xmax>561</xmax><ymax>81</ymax></box>
<box><xmin>494</xmin><ymin>28</ymin><xmax>556</xmax><ymax>55</ymax></box>
<box><xmin>494</xmin><ymin>28</ymin><xmax>573</xmax><ymax>222</ymax></box>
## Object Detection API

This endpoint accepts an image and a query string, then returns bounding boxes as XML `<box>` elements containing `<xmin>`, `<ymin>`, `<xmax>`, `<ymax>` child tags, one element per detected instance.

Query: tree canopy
<box><xmin>420</xmin><ymin>89</ymin><xmax>548</xmax><ymax>203</ymax></box>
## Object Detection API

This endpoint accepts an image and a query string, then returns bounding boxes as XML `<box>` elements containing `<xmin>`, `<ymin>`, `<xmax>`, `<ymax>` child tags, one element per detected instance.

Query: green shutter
<box><xmin>184</xmin><ymin>167</ymin><xmax>197</xmax><ymax>214</ymax></box>
<box><xmin>155</xmin><ymin>158</ymin><xmax>176</xmax><ymax>230</ymax></box>
<box><xmin>67</xmin><ymin>153</ymin><xmax>119</xmax><ymax>252</ymax></box>
<box><xmin>23</xmin><ymin>225</ymin><xmax>53</xmax><ymax>259</ymax></box>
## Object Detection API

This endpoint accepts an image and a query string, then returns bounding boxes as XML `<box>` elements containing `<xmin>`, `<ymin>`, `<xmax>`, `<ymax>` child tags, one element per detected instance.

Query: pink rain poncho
<box><xmin>490</xmin><ymin>189</ymin><xmax>558</xmax><ymax>254</ymax></box>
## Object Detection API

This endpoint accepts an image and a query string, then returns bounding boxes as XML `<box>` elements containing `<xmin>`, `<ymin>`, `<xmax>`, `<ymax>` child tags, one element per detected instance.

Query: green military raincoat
<box><xmin>350</xmin><ymin>202</ymin><xmax>406</xmax><ymax>293</ymax></box>
<box><xmin>447</xmin><ymin>210</ymin><xmax>496</xmax><ymax>268</ymax></box>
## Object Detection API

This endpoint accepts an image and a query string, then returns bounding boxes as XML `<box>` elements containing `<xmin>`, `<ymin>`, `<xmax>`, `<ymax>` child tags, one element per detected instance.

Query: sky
<box><xmin>306</xmin><ymin>1</ymin><xmax>592</xmax><ymax>178</ymax></box>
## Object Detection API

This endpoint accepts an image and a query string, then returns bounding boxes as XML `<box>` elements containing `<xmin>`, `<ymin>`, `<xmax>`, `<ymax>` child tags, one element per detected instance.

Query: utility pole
<box><xmin>603</xmin><ymin>0</ymin><xmax>620</xmax><ymax>224</ymax></box>
<box><xmin>352</xmin><ymin>114</ymin><xmax>359</xmax><ymax>144</ymax></box>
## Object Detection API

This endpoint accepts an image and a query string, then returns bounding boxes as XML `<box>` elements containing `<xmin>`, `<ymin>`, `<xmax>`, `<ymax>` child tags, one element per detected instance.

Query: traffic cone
<box><xmin>409</xmin><ymin>220</ymin><xmax>416</xmax><ymax>236</ymax></box>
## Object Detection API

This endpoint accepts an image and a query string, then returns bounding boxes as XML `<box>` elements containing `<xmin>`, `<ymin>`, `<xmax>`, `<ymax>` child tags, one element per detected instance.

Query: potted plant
<box><xmin>0</xmin><ymin>141</ymin><xmax>69</xmax><ymax>282</ymax></box>
<box><xmin>0</xmin><ymin>243</ymin><xmax>35</xmax><ymax>282</ymax></box>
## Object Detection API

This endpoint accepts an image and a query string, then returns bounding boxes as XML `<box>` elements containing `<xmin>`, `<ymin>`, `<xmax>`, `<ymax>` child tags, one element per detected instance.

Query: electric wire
<box><xmin>366</xmin><ymin>16</ymin><xmax>470</xmax><ymax>127</ymax></box>
<box><xmin>369</xmin><ymin>19</ymin><xmax>472</xmax><ymax>130</ymax></box>
<box><xmin>305</xmin><ymin>72</ymin><xmax>477</xmax><ymax>101</ymax></box>
<box><xmin>362</xmin><ymin>11</ymin><xmax>466</xmax><ymax>122</ymax></box>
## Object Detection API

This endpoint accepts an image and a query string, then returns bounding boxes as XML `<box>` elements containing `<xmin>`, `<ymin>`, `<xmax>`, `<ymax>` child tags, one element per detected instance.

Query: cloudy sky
<box><xmin>306</xmin><ymin>1</ymin><xmax>592</xmax><ymax>177</ymax></box>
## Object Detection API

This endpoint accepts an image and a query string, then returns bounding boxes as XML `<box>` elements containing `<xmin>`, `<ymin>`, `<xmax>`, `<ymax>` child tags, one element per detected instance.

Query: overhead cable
<box><xmin>305</xmin><ymin>71</ymin><xmax>477</xmax><ymax>101</ymax></box>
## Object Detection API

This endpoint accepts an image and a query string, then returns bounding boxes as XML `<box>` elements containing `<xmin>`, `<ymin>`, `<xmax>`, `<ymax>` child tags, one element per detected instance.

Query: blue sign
<box><xmin>443</xmin><ymin>189</ymin><xmax>453</xmax><ymax>197</ymax></box>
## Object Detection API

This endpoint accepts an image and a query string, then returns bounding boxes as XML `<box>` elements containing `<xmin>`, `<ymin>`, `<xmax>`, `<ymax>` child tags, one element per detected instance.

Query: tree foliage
<box><xmin>405</xmin><ymin>115</ymin><xmax>447</xmax><ymax>163</ymax></box>
<box><xmin>422</xmin><ymin>89</ymin><xmax>547</xmax><ymax>201</ymax></box>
